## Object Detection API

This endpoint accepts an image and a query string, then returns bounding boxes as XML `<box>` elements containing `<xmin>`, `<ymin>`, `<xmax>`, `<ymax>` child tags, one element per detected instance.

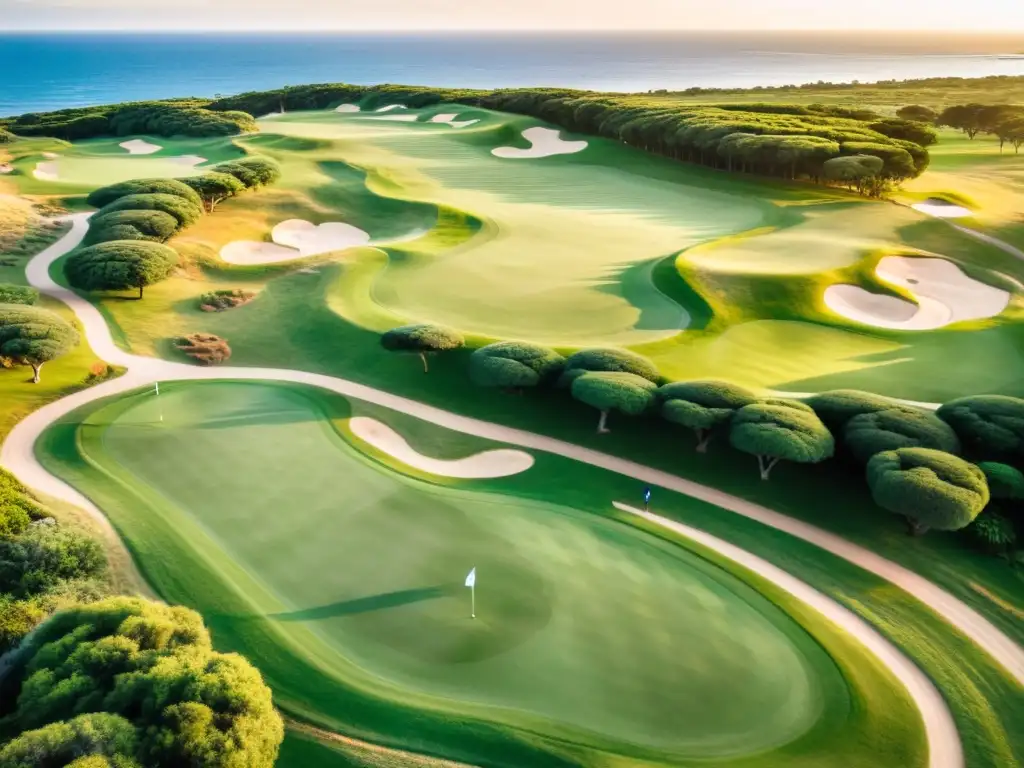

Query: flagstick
<box><xmin>155</xmin><ymin>381</ymin><xmax>163</xmax><ymax>423</ymax></box>
<box><xmin>471</xmin><ymin>582</ymin><xmax>476</xmax><ymax>619</ymax></box>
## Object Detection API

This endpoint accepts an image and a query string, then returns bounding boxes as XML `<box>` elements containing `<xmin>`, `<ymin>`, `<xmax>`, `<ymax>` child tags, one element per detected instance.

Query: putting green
<box><xmin>43</xmin><ymin>380</ymin><xmax>864</xmax><ymax>762</ymax></box>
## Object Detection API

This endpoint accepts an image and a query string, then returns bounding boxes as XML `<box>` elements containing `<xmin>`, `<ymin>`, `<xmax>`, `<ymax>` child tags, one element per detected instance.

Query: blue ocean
<box><xmin>3</xmin><ymin>31</ymin><xmax>1023</xmax><ymax>116</ymax></box>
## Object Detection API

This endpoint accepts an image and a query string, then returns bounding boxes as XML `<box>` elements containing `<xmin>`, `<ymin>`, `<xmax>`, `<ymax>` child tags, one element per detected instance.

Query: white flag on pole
<box><xmin>464</xmin><ymin>567</ymin><xmax>476</xmax><ymax>587</ymax></box>
<box><xmin>154</xmin><ymin>382</ymin><xmax>160</xmax><ymax>395</ymax></box>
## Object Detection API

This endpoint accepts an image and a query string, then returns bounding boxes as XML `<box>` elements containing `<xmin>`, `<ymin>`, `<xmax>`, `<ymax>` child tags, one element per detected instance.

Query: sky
<box><xmin>3</xmin><ymin>0</ymin><xmax>1024</xmax><ymax>31</ymax></box>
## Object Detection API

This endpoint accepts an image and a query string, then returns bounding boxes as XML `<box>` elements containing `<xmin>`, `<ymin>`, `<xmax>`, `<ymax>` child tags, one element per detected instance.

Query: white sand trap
<box><xmin>349</xmin><ymin>417</ymin><xmax>534</xmax><ymax>478</ymax></box>
<box><xmin>219</xmin><ymin>218</ymin><xmax>371</xmax><ymax>265</ymax></box>
<box><xmin>167</xmin><ymin>155</ymin><xmax>206</xmax><ymax>167</ymax></box>
<box><xmin>335</xmin><ymin>103</ymin><xmax>361</xmax><ymax>113</ymax></box>
<box><xmin>119</xmin><ymin>139</ymin><xmax>162</xmax><ymax>155</ymax></box>
<box><xmin>375</xmin><ymin>104</ymin><xmax>407</xmax><ymax>112</ymax></box>
<box><xmin>492</xmin><ymin>127</ymin><xmax>588</xmax><ymax>159</ymax></box>
<box><xmin>368</xmin><ymin>114</ymin><xmax>420</xmax><ymax>122</ymax></box>
<box><xmin>912</xmin><ymin>199</ymin><xmax>973</xmax><ymax>219</ymax></box>
<box><xmin>430</xmin><ymin>113</ymin><xmax>480</xmax><ymax>129</ymax></box>
<box><xmin>33</xmin><ymin>161</ymin><xmax>60</xmax><ymax>181</ymax></box>
<box><xmin>824</xmin><ymin>256</ymin><xmax>1010</xmax><ymax>331</ymax></box>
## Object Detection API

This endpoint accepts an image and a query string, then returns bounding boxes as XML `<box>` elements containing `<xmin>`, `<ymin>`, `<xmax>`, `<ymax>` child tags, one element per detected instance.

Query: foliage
<box><xmin>83</xmin><ymin>210</ymin><xmax>180</xmax><ymax>247</ymax></box>
<box><xmin>822</xmin><ymin>155</ymin><xmax>885</xmax><ymax>194</ymax></box>
<box><xmin>85</xmin><ymin>179</ymin><xmax>202</xmax><ymax>210</ymax></box>
<box><xmin>977</xmin><ymin>462</ymin><xmax>1024</xmax><ymax>500</ymax></box>
<box><xmin>380</xmin><ymin>324</ymin><xmax>464</xmax><ymax>373</ymax></box>
<box><xmin>730</xmin><ymin>401</ymin><xmax>834</xmax><ymax>480</ymax></box>
<box><xmin>658</xmin><ymin>380</ymin><xmax>757</xmax><ymax>452</ymax></box>
<box><xmin>806</xmin><ymin>389</ymin><xmax>916</xmax><ymax>433</ymax></box>
<box><xmin>179</xmin><ymin>172</ymin><xmax>246</xmax><ymax>213</ymax></box>
<box><xmin>469</xmin><ymin>341</ymin><xmax>564</xmax><ymax>390</ymax></box>
<box><xmin>1</xmin><ymin>597</ymin><xmax>283</xmax><ymax>768</ymax></box>
<box><xmin>213</xmin><ymin>157</ymin><xmax>281</xmax><ymax>188</ymax></box>
<box><xmin>0</xmin><ymin>525</ymin><xmax>106</xmax><ymax>599</ymax></box>
<box><xmin>0</xmin><ymin>129</ymin><xmax>14</xmax><ymax>144</ymax></box>
<box><xmin>966</xmin><ymin>511</ymin><xmax>1017</xmax><ymax>550</ymax></box>
<box><xmin>867</xmin><ymin>118</ymin><xmax>938</xmax><ymax>147</ymax></box>
<box><xmin>0</xmin><ymin>713</ymin><xmax>141</xmax><ymax>768</ymax></box>
<box><xmin>174</xmin><ymin>333</ymin><xmax>231</xmax><ymax>365</ymax></box>
<box><xmin>64</xmin><ymin>241</ymin><xmax>178</xmax><ymax>299</ymax></box>
<box><xmin>896</xmin><ymin>105</ymin><xmax>938</xmax><ymax>123</ymax></box>
<box><xmin>0</xmin><ymin>304</ymin><xmax>79</xmax><ymax>384</ymax></box>
<box><xmin>843</xmin><ymin>408</ymin><xmax>961</xmax><ymax>464</ymax></box>
<box><xmin>936</xmin><ymin>395</ymin><xmax>1024</xmax><ymax>458</ymax></box>
<box><xmin>0</xmin><ymin>596</ymin><xmax>45</xmax><ymax>656</ymax></box>
<box><xmin>866</xmin><ymin>448</ymin><xmax>989</xmax><ymax>535</ymax></box>
<box><xmin>96</xmin><ymin>193</ymin><xmax>202</xmax><ymax>229</ymax></box>
<box><xmin>0</xmin><ymin>468</ymin><xmax>39</xmax><ymax>540</ymax></box>
<box><xmin>0</xmin><ymin>285</ymin><xmax>38</xmax><ymax>306</ymax></box>
<box><xmin>993</xmin><ymin>116</ymin><xmax>1024</xmax><ymax>154</ymax></box>
<box><xmin>560</xmin><ymin>347</ymin><xmax>660</xmax><ymax>386</ymax></box>
<box><xmin>570</xmin><ymin>372</ymin><xmax>657</xmax><ymax>433</ymax></box>
<box><xmin>198</xmin><ymin>289</ymin><xmax>255</xmax><ymax>312</ymax></box>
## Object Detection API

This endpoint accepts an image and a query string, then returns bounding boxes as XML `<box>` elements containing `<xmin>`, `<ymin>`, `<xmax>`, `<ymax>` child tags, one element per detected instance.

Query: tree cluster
<box><xmin>936</xmin><ymin>103</ymin><xmax>1024</xmax><ymax>153</ymax></box>
<box><xmin>0</xmin><ymin>304</ymin><xmax>79</xmax><ymax>383</ymax></box>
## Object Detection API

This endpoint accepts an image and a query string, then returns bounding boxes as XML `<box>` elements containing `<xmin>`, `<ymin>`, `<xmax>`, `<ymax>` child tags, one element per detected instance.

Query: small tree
<box><xmin>993</xmin><ymin>116</ymin><xmax>1024</xmax><ymax>154</ymax></box>
<box><xmin>180</xmin><ymin>171</ymin><xmax>246</xmax><ymax>212</ymax></box>
<box><xmin>730</xmin><ymin>402</ymin><xmax>834</xmax><ymax>480</ymax></box>
<box><xmin>866</xmin><ymin>448</ymin><xmax>989</xmax><ymax>535</ymax></box>
<box><xmin>658</xmin><ymin>380</ymin><xmax>757</xmax><ymax>452</ymax></box>
<box><xmin>469</xmin><ymin>341</ymin><xmax>564</xmax><ymax>391</ymax></box>
<box><xmin>0</xmin><ymin>304</ymin><xmax>78</xmax><ymax>383</ymax></box>
<box><xmin>896</xmin><ymin>105</ymin><xmax>938</xmax><ymax>124</ymax></box>
<box><xmin>571</xmin><ymin>371</ymin><xmax>657</xmax><ymax>434</ymax></box>
<box><xmin>559</xmin><ymin>347</ymin><xmax>660</xmax><ymax>386</ymax></box>
<box><xmin>64</xmin><ymin>241</ymin><xmax>178</xmax><ymax>299</ymax></box>
<box><xmin>381</xmin><ymin>323</ymin><xmax>464</xmax><ymax>373</ymax></box>
<box><xmin>937</xmin><ymin>395</ymin><xmax>1024</xmax><ymax>459</ymax></box>
<box><xmin>843</xmin><ymin>408</ymin><xmax>961</xmax><ymax>464</ymax></box>
<box><xmin>214</xmin><ymin>157</ymin><xmax>281</xmax><ymax>187</ymax></box>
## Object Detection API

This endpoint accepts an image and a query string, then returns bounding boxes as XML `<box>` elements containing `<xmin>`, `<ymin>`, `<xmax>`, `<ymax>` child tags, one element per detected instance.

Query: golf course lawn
<box><xmin>36</xmin><ymin>380</ymin><xmax>928</xmax><ymax>767</ymax></box>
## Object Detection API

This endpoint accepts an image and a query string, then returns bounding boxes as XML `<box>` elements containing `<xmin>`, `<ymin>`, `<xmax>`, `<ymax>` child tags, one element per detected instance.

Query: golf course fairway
<box><xmin>35</xmin><ymin>380</ymin><xmax>928</xmax><ymax>767</ymax></box>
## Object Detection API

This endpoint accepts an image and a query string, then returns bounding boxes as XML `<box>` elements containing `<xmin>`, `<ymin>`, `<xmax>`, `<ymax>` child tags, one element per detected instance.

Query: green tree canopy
<box><xmin>806</xmin><ymin>389</ymin><xmax>913</xmax><ymax>433</ymax></box>
<box><xmin>823</xmin><ymin>155</ymin><xmax>885</xmax><ymax>194</ymax></box>
<box><xmin>868</xmin><ymin>118</ymin><xmax>938</xmax><ymax>147</ymax></box>
<box><xmin>469</xmin><ymin>341</ymin><xmax>564</xmax><ymax>390</ymax></box>
<box><xmin>896</xmin><ymin>105</ymin><xmax>938</xmax><ymax>124</ymax></box>
<box><xmin>0</xmin><ymin>304</ymin><xmax>79</xmax><ymax>383</ymax></box>
<box><xmin>64</xmin><ymin>241</ymin><xmax>178</xmax><ymax>300</ymax></box>
<box><xmin>976</xmin><ymin>462</ymin><xmax>1024</xmax><ymax>501</ymax></box>
<box><xmin>658</xmin><ymin>380</ymin><xmax>758</xmax><ymax>452</ymax></box>
<box><xmin>0</xmin><ymin>713</ymin><xmax>140</xmax><ymax>768</ymax></box>
<box><xmin>937</xmin><ymin>104</ymin><xmax>986</xmax><ymax>139</ymax></box>
<box><xmin>843</xmin><ymin>408</ymin><xmax>961</xmax><ymax>464</ymax></box>
<box><xmin>936</xmin><ymin>395</ymin><xmax>1024</xmax><ymax>458</ymax></box>
<box><xmin>179</xmin><ymin>172</ymin><xmax>246</xmax><ymax>213</ymax></box>
<box><xmin>0</xmin><ymin>285</ymin><xmax>38</xmax><ymax>306</ymax></box>
<box><xmin>559</xmin><ymin>347</ymin><xmax>660</xmax><ymax>386</ymax></box>
<box><xmin>730</xmin><ymin>402</ymin><xmax>834</xmax><ymax>480</ymax></box>
<box><xmin>993</xmin><ymin>116</ymin><xmax>1024</xmax><ymax>154</ymax></box>
<box><xmin>380</xmin><ymin>323</ymin><xmax>464</xmax><ymax>373</ymax></box>
<box><xmin>0</xmin><ymin>468</ymin><xmax>41</xmax><ymax>540</ymax></box>
<box><xmin>86</xmin><ymin>179</ymin><xmax>202</xmax><ymax>210</ymax></box>
<box><xmin>3</xmin><ymin>597</ymin><xmax>283</xmax><ymax>768</ymax></box>
<box><xmin>571</xmin><ymin>371</ymin><xmax>657</xmax><ymax>433</ymax></box>
<box><xmin>0</xmin><ymin>525</ymin><xmax>106</xmax><ymax>598</ymax></box>
<box><xmin>96</xmin><ymin>193</ymin><xmax>202</xmax><ymax>228</ymax></box>
<box><xmin>214</xmin><ymin>157</ymin><xmax>282</xmax><ymax>188</ymax></box>
<box><xmin>866</xmin><ymin>448</ymin><xmax>989</xmax><ymax>535</ymax></box>
<box><xmin>83</xmin><ymin>210</ymin><xmax>180</xmax><ymax>247</ymax></box>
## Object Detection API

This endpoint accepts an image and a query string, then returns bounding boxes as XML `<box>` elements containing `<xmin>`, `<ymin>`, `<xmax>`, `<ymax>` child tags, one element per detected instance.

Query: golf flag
<box><xmin>154</xmin><ymin>382</ymin><xmax>160</xmax><ymax>395</ymax></box>
<box><xmin>465</xmin><ymin>567</ymin><xmax>476</xmax><ymax>588</ymax></box>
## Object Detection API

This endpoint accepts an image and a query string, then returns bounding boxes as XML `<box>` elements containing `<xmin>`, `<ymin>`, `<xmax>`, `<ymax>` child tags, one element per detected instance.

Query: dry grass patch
<box><xmin>198</xmin><ymin>288</ymin><xmax>256</xmax><ymax>312</ymax></box>
<box><xmin>174</xmin><ymin>333</ymin><xmax>231</xmax><ymax>365</ymax></box>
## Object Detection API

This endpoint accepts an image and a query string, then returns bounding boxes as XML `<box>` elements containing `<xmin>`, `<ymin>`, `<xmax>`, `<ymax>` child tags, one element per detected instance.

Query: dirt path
<box><xmin>7</xmin><ymin>215</ymin><xmax>1024</xmax><ymax>767</ymax></box>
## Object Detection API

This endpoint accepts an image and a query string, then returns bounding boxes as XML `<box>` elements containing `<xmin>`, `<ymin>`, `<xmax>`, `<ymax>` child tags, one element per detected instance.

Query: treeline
<box><xmin>381</xmin><ymin>326</ymin><xmax>1024</xmax><ymax>550</ymax></box>
<box><xmin>0</xmin><ymin>99</ymin><xmax>256</xmax><ymax>141</ymax></box>
<box><xmin>209</xmin><ymin>83</ymin><xmax>932</xmax><ymax>192</ymax></box>
<box><xmin>923</xmin><ymin>103</ymin><xmax>1024</xmax><ymax>152</ymax></box>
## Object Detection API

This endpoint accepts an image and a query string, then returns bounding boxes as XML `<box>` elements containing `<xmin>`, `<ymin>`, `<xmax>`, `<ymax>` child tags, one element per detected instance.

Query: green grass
<box><xmin>37</xmin><ymin>379</ymin><xmax>928</xmax><ymax>768</ymax></box>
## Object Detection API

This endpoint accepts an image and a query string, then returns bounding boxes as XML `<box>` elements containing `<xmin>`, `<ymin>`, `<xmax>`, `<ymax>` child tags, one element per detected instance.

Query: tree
<box><xmin>64</xmin><ymin>241</ymin><xmax>178</xmax><ymax>300</ymax></box>
<box><xmin>976</xmin><ymin>462</ymin><xmax>1024</xmax><ymax>502</ymax></box>
<box><xmin>806</xmin><ymin>389</ymin><xmax>917</xmax><ymax>434</ymax></box>
<box><xmin>86</xmin><ymin>179</ymin><xmax>202</xmax><ymax>210</ymax></box>
<box><xmin>896</xmin><ymin>105</ymin><xmax>938</xmax><ymax>124</ymax></box>
<box><xmin>730</xmin><ymin>401</ymin><xmax>834</xmax><ymax>480</ymax></box>
<box><xmin>936</xmin><ymin>395</ymin><xmax>1024</xmax><ymax>458</ymax></box>
<box><xmin>571</xmin><ymin>371</ymin><xmax>657</xmax><ymax>434</ymax></box>
<box><xmin>469</xmin><ymin>341</ymin><xmax>564</xmax><ymax>391</ymax></box>
<box><xmin>214</xmin><ymin>157</ymin><xmax>281</xmax><ymax>188</ymax></box>
<box><xmin>96</xmin><ymin>193</ymin><xmax>203</xmax><ymax>228</ymax></box>
<box><xmin>0</xmin><ymin>304</ymin><xmax>78</xmax><ymax>384</ymax></box>
<box><xmin>559</xmin><ymin>347</ymin><xmax>660</xmax><ymax>386</ymax></box>
<box><xmin>0</xmin><ymin>713</ymin><xmax>140</xmax><ymax>768</ymax></box>
<box><xmin>179</xmin><ymin>172</ymin><xmax>246</xmax><ymax>213</ymax></box>
<box><xmin>380</xmin><ymin>324</ymin><xmax>464</xmax><ymax>373</ymax></box>
<box><xmin>868</xmin><ymin>118</ymin><xmax>938</xmax><ymax>147</ymax></box>
<box><xmin>658</xmin><ymin>380</ymin><xmax>757</xmax><ymax>452</ymax></box>
<box><xmin>0</xmin><ymin>285</ymin><xmax>38</xmax><ymax>306</ymax></box>
<box><xmin>843</xmin><ymin>408</ymin><xmax>961</xmax><ymax>464</ymax></box>
<box><xmin>3</xmin><ymin>597</ymin><xmax>283</xmax><ymax>768</ymax></box>
<box><xmin>937</xmin><ymin>104</ymin><xmax>986</xmax><ymax>139</ymax></box>
<box><xmin>84</xmin><ymin>210</ymin><xmax>180</xmax><ymax>247</ymax></box>
<box><xmin>866</xmin><ymin>448</ymin><xmax>989</xmax><ymax>535</ymax></box>
<box><xmin>993</xmin><ymin>116</ymin><xmax>1024</xmax><ymax>154</ymax></box>
<box><xmin>823</xmin><ymin>155</ymin><xmax>885</xmax><ymax>194</ymax></box>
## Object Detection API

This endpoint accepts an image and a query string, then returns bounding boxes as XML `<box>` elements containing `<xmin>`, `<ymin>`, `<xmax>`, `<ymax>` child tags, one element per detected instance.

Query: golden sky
<box><xmin>4</xmin><ymin>0</ymin><xmax>1024</xmax><ymax>30</ymax></box>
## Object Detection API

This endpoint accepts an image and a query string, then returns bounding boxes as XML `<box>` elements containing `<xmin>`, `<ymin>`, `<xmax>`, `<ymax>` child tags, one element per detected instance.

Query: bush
<box><xmin>198</xmin><ymin>289</ymin><xmax>255</xmax><ymax>312</ymax></box>
<box><xmin>977</xmin><ymin>462</ymin><xmax>1024</xmax><ymax>501</ymax></box>
<box><xmin>937</xmin><ymin>395</ymin><xmax>1024</xmax><ymax>458</ymax></box>
<box><xmin>0</xmin><ymin>129</ymin><xmax>14</xmax><ymax>143</ymax></box>
<box><xmin>730</xmin><ymin>402</ymin><xmax>834</xmax><ymax>480</ymax></box>
<box><xmin>844</xmin><ymin>408</ymin><xmax>961</xmax><ymax>464</ymax></box>
<box><xmin>806</xmin><ymin>389</ymin><xmax>915</xmax><ymax>433</ymax></box>
<box><xmin>84</xmin><ymin>209</ymin><xmax>180</xmax><ymax>246</ymax></box>
<box><xmin>469</xmin><ymin>341</ymin><xmax>564</xmax><ymax>390</ymax></box>
<box><xmin>0</xmin><ymin>285</ymin><xmax>38</xmax><ymax>306</ymax></box>
<box><xmin>97</xmin><ymin>193</ymin><xmax>202</xmax><ymax>228</ymax></box>
<box><xmin>174</xmin><ymin>333</ymin><xmax>231</xmax><ymax>365</ymax></box>
<box><xmin>0</xmin><ymin>713</ymin><xmax>141</xmax><ymax>768</ymax></box>
<box><xmin>966</xmin><ymin>510</ymin><xmax>1017</xmax><ymax>550</ymax></box>
<box><xmin>0</xmin><ymin>525</ymin><xmax>106</xmax><ymax>599</ymax></box>
<box><xmin>86</xmin><ymin>179</ymin><xmax>202</xmax><ymax>210</ymax></box>
<box><xmin>214</xmin><ymin>157</ymin><xmax>281</xmax><ymax>188</ymax></box>
<box><xmin>658</xmin><ymin>380</ymin><xmax>757</xmax><ymax>452</ymax></box>
<box><xmin>380</xmin><ymin>324</ymin><xmax>464</xmax><ymax>373</ymax></box>
<box><xmin>571</xmin><ymin>371</ymin><xmax>657</xmax><ymax>433</ymax></box>
<box><xmin>560</xmin><ymin>348</ymin><xmax>660</xmax><ymax>386</ymax></box>
<box><xmin>64</xmin><ymin>240</ymin><xmax>178</xmax><ymax>299</ymax></box>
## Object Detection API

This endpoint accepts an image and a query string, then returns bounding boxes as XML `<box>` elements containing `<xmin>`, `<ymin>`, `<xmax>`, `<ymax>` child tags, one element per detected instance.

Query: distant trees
<box><xmin>658</xmin><ymin>380</ymin><xmax>757</xmax><ymax>452</ymax></box>
<box><xmin>729</xmin><ymin>401</ymin><xmax>834</xmax><ymax>480</ymax></box>
<box><xmin>896</xmin><ymin>105</ymin><xmax>937</xmax><ymax>124</ymax></box>
<box><xmin>993</xmin><ymin>117</ymin><xmax>1024</xmax><ymax>154</ymax></box>
<box><xmin>64</xmin><ymin>241</ymin><xmax>178</xmax><ymax>299</ymax></box>
<box><xmin>868</xmin><ymin>118</ymin><xmax>938</xmax><ymax>147</ymax></box>
<box><xmin>866</xmin><ymin>448</ymin><xmax>989</xmax><ymax>535</ymax></box>
<box><xmin>381</xmin><ymin>324</ymin><xmax>464</xmax><ymax>372</ymax></box>
<box><xmin>937</xmin><ymin>103</ymin><xmax>1024</xmax><ymax>151</ymax></box>
<box><xmin>0</xmin><ymin>304</ymin><xmax>78</xmax><ymax>383</ymax></box>
<box><xmin>469</xmin><ymin>341</ymin><xmax>564</xmax><ymax>391</ymax></box>
<box><xmin>570</xmin><ymin>372</ymin><xmax>657</xmax><ymax>434</ymax></box>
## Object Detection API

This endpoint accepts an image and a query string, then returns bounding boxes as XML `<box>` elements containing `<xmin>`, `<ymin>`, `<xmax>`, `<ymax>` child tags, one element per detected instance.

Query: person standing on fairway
<box><xmin>643</xmin><ymin>486</ymin><xmax>651</xmax><ymax>511</ymax></box>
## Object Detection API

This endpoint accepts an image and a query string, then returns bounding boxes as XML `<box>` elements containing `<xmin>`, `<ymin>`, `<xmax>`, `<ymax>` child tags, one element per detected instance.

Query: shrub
<box><xmin>180</xmin><ymin>172</ymin><xmax>246</xmax><ymax>213</ymax></box>
<box><xmin>0</xmin><ymin>129</ymin><xmax>15</xmax><ymax>143</ymax></box>
<box><xmin>937</xmin><ymin>395</ymin><xmax>1024</xmax><ymax>458</ymax></box>
<box><xmin>380</xmin><ymin>324</ymin><xmax>464</xmax><ymax>373</ymax></box>
<box><xmin>977</xmin><ymin>462</ymin><xmax>1024</xmax><ymax>501</ymax></box>
<box><xmin>866</xmin><ymin>448</ymin><xmax>989</xmax><ymax>535</ymax></box>
<box><xmin>86</xmin><ymin>178</ymin><xmax>202</xmax><ymax>210</ymax></box>
<box><xmin>97</xmin><ymin>193</ymin><xmax>202</xmax><ymax>228</ymax></box>
<box><xmin>560</xmin><ymin>347</ymin><xmax>660</xmax><ymax>386</ymax></box>
<box><xmin>806</xmin><ymin>389</ymin><xmax>915</xmax><ymax>433</ymax></box>
<box><xmin>174</xmin><ymin>333</ymin><xmax>231</xmax><ymax>365</ymax></box>
<box><xmin>730</xmin><ymin>401</ymin><xmax>834</xmax><ymax>480</ymax></box>
<box><xmin>571</xmin><ymin>371</ymin><xmax>657</xmax><ymax>433</ymax></box>
<box><xmin>0</xmin><ymin>284</ymin><xmax>38</xmax><ymax>306</ymax></box>
<box><xmin>658</xmin><ymin>380</ymin><xmax>757</xmax><ymax>452</ymax></box>
<box><xmin>844</xmin><ymin>408</ymin><xmax>960</xmax><ymax>464</ymax></box>
<box><xmin>84</xmin><ymin>209</ymin><xmax>180</xmax><ymax>246</ymax></box>
<box><xmin>198</xmin><ymin>288</ymin><xmax>255</xmax><ymax>312</ymax></box>
<box><xmin>469</xmin><ymin>341</ymin><xmax>564</xmax><ymax>390</ymax></box>
<box><xmin>0</xmin><ymin>525</ymin><xmax>106</xmax><ymax>598</ymax></box>
<box><xmin>896</xmin><ymin>105</ymin><xmax>938</xmax><ymax>124</ymax></box>
<box><xmin>966</xmin><ymin>510</ymin><xmax>1017</xmax><ymax>551</ymax></box>
<box><xmin>0</xmin><ymin>303</ymin><xmax>79</xmax><ymax>383</ymax></box>
<box><xmin>214</xmin><ymin>157</ymin><xmax>281</xmax><ymax>188</ymax></box>
<box><xmin>64</xmin><ymin>240</ymin><xmax>178</xmax><ymax>299</ymax></box>
<box><xmin>0</xmin><ymin>713</ymin><xmax>141</xmax><ymax>768</ymax></box>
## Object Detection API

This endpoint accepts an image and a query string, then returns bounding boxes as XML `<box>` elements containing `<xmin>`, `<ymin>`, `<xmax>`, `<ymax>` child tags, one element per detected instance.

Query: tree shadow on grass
<box><xmin>270</xmin><ymin>584</ymin><xmax>456</xmax><ymax>622</ymax></box>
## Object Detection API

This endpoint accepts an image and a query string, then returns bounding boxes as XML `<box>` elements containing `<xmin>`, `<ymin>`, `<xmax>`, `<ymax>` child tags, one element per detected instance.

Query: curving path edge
<box><xmin>5</xmin><ymin>214</ymin><xmax>1024</xmax><ymax>766</ymax></box>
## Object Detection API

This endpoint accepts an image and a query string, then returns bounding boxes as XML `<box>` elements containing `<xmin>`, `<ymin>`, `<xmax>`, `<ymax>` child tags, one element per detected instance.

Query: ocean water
<box><xmin>2</xmin><ymin>31</ymin><xmax>1024</xmax><ymax>116</ymax></box>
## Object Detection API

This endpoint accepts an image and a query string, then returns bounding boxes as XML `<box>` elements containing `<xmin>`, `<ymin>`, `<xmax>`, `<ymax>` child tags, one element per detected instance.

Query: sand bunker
<box><xmin>349</xmin><ymin>416</ymin><xmax>534</xmax><ymax>478</ymax></box>
<box><xmin>430</xmin><ymin>113</ymin><xmax>480</xmax><ymax>129</ymax></box>
<box><xmin>912</xmin><ymin>199</ymin><xmax>973</xmax><ymax>219</ymax></box>
<box><xmin>335</xmin><ymin>104</ymin><xmax>360</xmax><ymax>113</ymax></box>
<box><xmin>375</xmin><ymin>105</ymin><xmax>407</xmax><ymax>112</ymax></box>
<box><xmin>220</xmin><ymin>218</ymin><xmax>371</xmax><ymax>265</ymax></box>
<box><xmin>167</xmin><ymin>155</ymin><xmax>206</xmax><ymax>167</ymax></box>
<box><xmin>119</xmin><ymin>139</ymin><xmax>162</xmax><ymax>155</ymax></box>
<box><xmin>492</xmin><ymin>127</ymin><xmax>588</xmax><ymax>159</ymax></box>
<box><xmin>824</xmin><ymin>256</ymin><xmax>1011</xmax><ymax>331</ymax></box>
<box><xmin>33</xmin><ymin>161</ymin><xmax>60</xmax><ymax>182</ymax></box>
<box><xmin>368</xmin><ymin>114</ymin><xmax>420</xmax><ymax>122</ymax></box>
